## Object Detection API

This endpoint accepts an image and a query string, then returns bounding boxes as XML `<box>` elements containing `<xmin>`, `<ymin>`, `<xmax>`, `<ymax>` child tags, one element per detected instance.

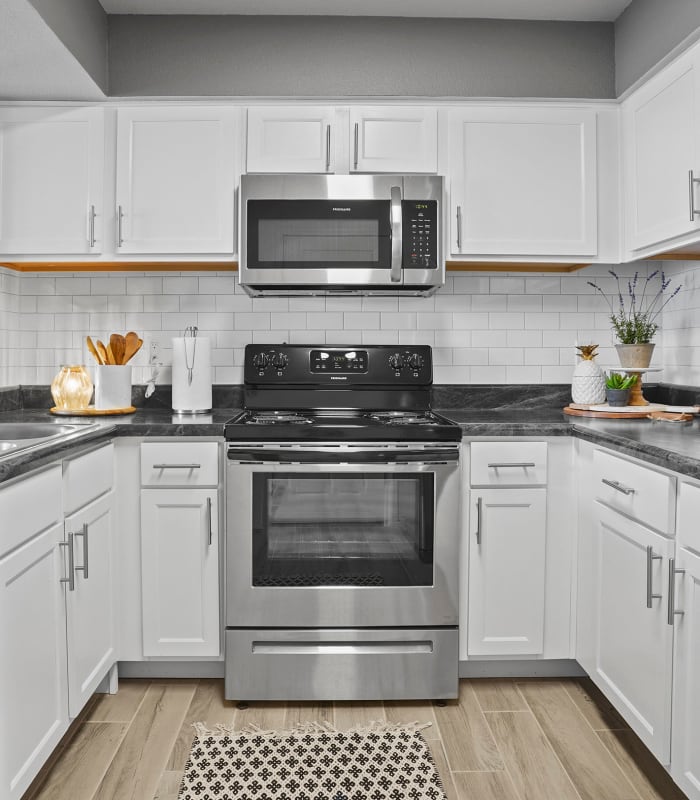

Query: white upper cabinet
<box><xmin>622</xmin><ymin>44</ymin><xmax>700</xmax><ymax>257</ymax></box>
<box><xmin>247</xmin><ymin>106</ymin><xmax>336</xmax><ymax>173</ymax></box>
<box><xmin>0</xmin><ymin>107</ymin><xmax>104</xmax><ymax>255</ymax></box>
<box><xmin>246</xmin><ymin>106</ymin><xmax>438</xmax><ymax>174</ymax></box>
<box><xmin>115</xmin><ymin>106</ymin><xmax>238</xmax><ymax>254</ymax></box>
<box><xmin>448</xmin><ymin>106</ymin><xmax>598</xmax><ymax>258</ymax></box>
<box><xmin>349</xmin><ymin>107</ymin><xmax>437</xmax><ymax>173</ymax></box>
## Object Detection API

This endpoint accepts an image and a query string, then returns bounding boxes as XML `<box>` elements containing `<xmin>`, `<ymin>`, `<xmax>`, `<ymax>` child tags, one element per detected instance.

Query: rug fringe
<box><xmin>192</xmin><ymin>719</ymin><xmax>432</xmax><ymax>738</ymax></box>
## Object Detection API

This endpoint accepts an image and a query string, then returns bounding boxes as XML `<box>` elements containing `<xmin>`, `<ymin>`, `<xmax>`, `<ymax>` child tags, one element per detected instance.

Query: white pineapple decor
<box><xmin>571</xmin><ymin>344</ymin><xmax>606</xmax><ymax>404</ymax></box>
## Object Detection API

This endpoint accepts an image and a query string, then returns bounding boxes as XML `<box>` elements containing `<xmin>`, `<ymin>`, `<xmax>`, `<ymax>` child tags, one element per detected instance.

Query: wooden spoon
<box><xmin>123</xmin><ymin>331</ymin><xmax>143</xmax><ymax>364</ymax></box>
<box><xmin>95</xmin><ymin>339</ymin><xmax>110</xmax><ymax>365</ymax></box>
<box><xmin>86</xmin><ymin>336</ymin><xmax>103</xmax><ymax>365</ymax></box>
<box><xmin>110</xmin><ymin>333</ymin><xmax>126</xmax><ymax>366</ymax></box>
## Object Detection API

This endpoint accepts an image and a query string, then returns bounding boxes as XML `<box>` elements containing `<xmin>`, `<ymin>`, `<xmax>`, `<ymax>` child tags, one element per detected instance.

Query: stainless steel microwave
<box><xmin>238</xmin><ymin>174</ymin><xmax>444</xmax><ymax>296</ymax></box>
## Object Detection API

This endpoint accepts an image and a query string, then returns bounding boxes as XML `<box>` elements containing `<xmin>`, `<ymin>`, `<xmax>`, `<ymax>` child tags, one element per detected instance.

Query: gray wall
<box><xmin>29</xmin><ymin>0</ymin><xmax>108</xmax><ymax>93</ymax></box>
<box><xmin>616</xmin><ymin>0</ymin><xmax>700</xmax><ymax>95</ymax></box>
<box><xmin>108</xmin><ymin>16</ymin><xmax>615</xmax><ymax>98</ymax></box>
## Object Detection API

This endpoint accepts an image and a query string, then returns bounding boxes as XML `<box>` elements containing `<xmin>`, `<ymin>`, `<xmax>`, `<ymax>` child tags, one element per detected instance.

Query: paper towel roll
<box><xmin>172</xmin><ymin>336</ymin><xmax>212</xmax><ymax>413</ymax></box>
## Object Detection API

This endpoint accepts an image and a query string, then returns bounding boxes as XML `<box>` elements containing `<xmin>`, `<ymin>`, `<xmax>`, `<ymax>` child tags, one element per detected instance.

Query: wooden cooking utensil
<box><xmin>95</xmin><ymin>339</ymin><xmax>110</xmax><ymax>365</ymax></box>
<box><xmin>123</xmin><ymin>331</ymin><xmax>142</xmax><ymax>364</ymax></box>
<box><xmin>86</xmin><ymin>336</ymin><xmax>103</xmax><ymax>365</ymax></box>
<box><xmin>110</xmin><ymin>333</ymin><xmax>126</xmax><ymax>366</ymax></box>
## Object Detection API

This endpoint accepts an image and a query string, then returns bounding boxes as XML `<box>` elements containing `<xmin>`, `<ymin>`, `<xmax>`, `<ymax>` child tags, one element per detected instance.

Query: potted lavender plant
<box><xmin>588</xmin><ymin>270</ymin><xmax>681</xmax><ymax>368</ymax></box>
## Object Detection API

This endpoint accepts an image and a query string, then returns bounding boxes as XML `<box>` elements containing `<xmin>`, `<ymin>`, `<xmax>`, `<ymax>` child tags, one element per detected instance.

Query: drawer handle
<box><xmin>602</xmin><ymin>478</ymin><xmax>635</xmax><ymax>495</ymax></box>
<box><xmin>646</xmin><ymin>546</ymin><xmax>662</xmax><ymax>608</ymax></box>
<box><xmin>487</xmin><ymin>462</ymin><xmax>536</xmax><ymax>469</ymax></box>
<box><xmin>152</xmin><ymin>463</ymin><xmax>201</xmax><ymax>470</ymax></box>
<box><xmin>668</xmin><ymin>559</ymin><xmax>686</xmax><ymax>626</ymax></box>
<box><xmin>475</xmin><ymin>496</ymin><xmax>482</xmax><ymax>545</ymax></box>
<box><xmin>207</xmin><ymin>496</ymin><xmax>213</xmax><ymax>546</ymax></box>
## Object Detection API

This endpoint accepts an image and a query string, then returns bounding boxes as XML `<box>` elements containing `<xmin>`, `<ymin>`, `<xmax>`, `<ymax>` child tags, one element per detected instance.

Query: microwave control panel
<box><xmin>402</xmin><ymin>200</ymin><xmax>438</xmax><ymax>269</ymax></box>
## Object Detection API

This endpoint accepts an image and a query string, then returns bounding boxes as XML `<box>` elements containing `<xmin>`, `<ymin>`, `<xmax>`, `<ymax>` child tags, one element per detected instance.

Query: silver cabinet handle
<box><xmin>117</xmin><ymin>204</ymin><xmax>124</xmax><ymax>247</ymax></box>
<box><xmin>74</xmin><ymin>523</ymin><xmax>89</xmax><ymax>581</ymax></box>
<box><xmin>390</xmin><ymin>185</ymin><xmax>402</xmax><ymax>283</ymax></box>
<box><xmin>206</xmin><ymin>496</ymin><xmax>213</xmax><ymax>546</ymax></box>
<box><xmin>689</xmin><ymin>170</ymin><xmax>700</xmax><ymax>221</ymax></box>
<box><xmin>325</xmin><ymin>124</ymin><xmax>331</xmax><ymax>172</ymax></box>
<box><xmin>475</xmin><ymin>496</ymin><xmax>482</xmax><ymax>545</ymax></box>
<box><xmin>353</xmin><ymin>122</ymin><xmax>359</xmax><ymax>170</ymax></box>
<box><xmin>88</xmin><ymin>204</ymin><xmax>96</xmax><ymax>248</ymax></box>
<box><xmin>456</xmin><ymin>205</ymin><xmax>462</xmax><ymax>250</ymax></box>
<box><xmin>152</xmin><ymin>463</ymin><xmax>201</xmax><ymax>470</ymax></box>
<box><xmin>646</xmin><ymin>546</ymin><xmax>662</xmax><ymax>608</ymax></box>
<box><xmin>668</xmin><ymin>558</ymin><xmax>686</xmax><ymax>625</ymax></box>
<box><xmin>488</xmin><ymin>462</ymin><xmax>536</xmax><ymax>469</ymax></box>
<box><xmin>59</xmin><ymin>533</ymin><xmax>75</xmax><ymax>592</ymax></box>
<box><xmin>602</xmin><ymin>478</ymin><xmax>635</xmax><ymax>495</ymax></box>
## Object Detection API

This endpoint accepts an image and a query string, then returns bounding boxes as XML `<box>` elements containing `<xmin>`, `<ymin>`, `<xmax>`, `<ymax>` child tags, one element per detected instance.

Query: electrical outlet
<box><xmin>150</xmin><ymin>341</ymin><xmax>160</xmax><ymax>364</ymax></box>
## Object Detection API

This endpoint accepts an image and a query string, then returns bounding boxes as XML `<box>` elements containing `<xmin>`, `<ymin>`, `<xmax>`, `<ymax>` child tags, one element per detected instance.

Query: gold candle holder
<box><xmin>50</xmin><ymin>365</ymin><xmax>93</xmax><ymax>410</ymax></box>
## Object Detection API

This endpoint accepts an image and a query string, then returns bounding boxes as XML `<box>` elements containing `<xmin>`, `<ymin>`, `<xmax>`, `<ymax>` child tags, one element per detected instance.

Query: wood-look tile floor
<box><xmin>22</xmin><ymin>677</ymin><xmax>688</xmax><ymax>800</ymax></box>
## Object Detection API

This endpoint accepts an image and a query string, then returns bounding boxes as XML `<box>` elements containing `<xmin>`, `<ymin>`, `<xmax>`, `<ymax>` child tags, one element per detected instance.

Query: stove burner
<box><xmin>367</xmin><ymin>411</ymin><xmax>435</xmax><ymax>426</ymax></box>
<box><xmin>246</xmin><ymin>411</ymin><xmax>313</xmax><ymax>425</ymax></box>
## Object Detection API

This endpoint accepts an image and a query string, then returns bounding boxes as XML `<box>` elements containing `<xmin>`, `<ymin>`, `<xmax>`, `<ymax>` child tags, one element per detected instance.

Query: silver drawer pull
<box><xmin>252</xmin><ymin>640</ymin><xmax>433</xmax><ymax>655</ymax></box>
<box><xmin>74</xmin><ymin>523</ymin><xmax>89</xmax><ymax>580</ymax></box>
<box><xmin>668</xmin><ymin>559</ymin><xmax>686</xmax><ymax>626</ymax></box>
<box><xmin>487</xmin><ymin>462</ymin><xmax>536</xmax><ymax>469</ymax></box>
<box><xmin>206</xmin><ymin>496</ymin><xmax>213</xmax><ymax>546</ymax></box>
<box><xmin>602</xmin><ymin>478</ymin><xmax>635</xmax><ymax>495</ymax></box>
<box><xmin>59</xmin><ymin>533</ymin><xmax>75</xmax><ymax>592</ymax></box>
<box><xmin>646</xmin><ymin>546</ymin><xmax>662</xmax><ymax>608</ymax></box>
<box><xmin>152</xmin><ymin>463</ymin><xmax>201</xmax><ymax>469</ymax></box>
<box><xmin>475</xmin><ymin>496</ymin><xmax>482</xmax><ymax>545</ymax></box>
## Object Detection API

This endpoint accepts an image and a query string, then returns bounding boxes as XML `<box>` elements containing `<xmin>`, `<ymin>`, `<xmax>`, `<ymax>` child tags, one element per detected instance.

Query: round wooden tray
<box><xmin>50</xmin><ymin>406</ymin><xmax>136</xmax><ymax>416</ymax></box>
<box><xmin>564</xmin><ymin>405</ymin><xmax>655</xmax><ymax>419</ymax></box>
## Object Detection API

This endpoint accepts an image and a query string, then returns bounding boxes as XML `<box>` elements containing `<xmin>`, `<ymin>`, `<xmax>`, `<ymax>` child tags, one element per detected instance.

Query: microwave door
<box><xmin>245</xmin><ymin>199</ymin><xmax>398</xmax><ymax>287</ymax></box>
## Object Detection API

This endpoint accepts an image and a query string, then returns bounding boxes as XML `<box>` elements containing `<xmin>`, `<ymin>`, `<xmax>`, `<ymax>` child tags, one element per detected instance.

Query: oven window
<box><xmin>251</xmin><ymin>472</ymin><xmax>434</xmax><ymax>587</ymax></box>
<box><xmin>247</xmin><ymin>199</ymin><xmax>392</xmax><ymax>269</ymax></box>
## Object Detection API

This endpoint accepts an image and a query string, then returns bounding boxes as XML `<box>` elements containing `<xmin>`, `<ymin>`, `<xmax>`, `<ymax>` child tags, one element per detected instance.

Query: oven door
<box><xmin>225</xmin><ymin>444</ymin><xmax>460</xmax><ymax>628</ymax></box>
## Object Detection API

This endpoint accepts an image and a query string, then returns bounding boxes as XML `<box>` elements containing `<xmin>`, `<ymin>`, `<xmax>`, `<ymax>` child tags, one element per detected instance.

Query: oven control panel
<box><xmin>245</xmin><ymin>344</ymin><xmax>432</xmax><ymax>384</ymax></box>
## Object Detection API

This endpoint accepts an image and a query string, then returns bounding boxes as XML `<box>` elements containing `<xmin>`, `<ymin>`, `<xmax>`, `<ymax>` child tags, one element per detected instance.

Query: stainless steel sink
<box><xmin>0</xmin><ymin>422</ymin><xmax>101</xmax><ymax>457</ymax></box>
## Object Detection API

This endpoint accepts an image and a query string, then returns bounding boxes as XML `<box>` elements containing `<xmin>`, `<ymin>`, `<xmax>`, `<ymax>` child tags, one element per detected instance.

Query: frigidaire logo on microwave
<box><xmin>332</xmin><ymin>207</ymin><xmax>351</xmax><ymax>212</ymax></box>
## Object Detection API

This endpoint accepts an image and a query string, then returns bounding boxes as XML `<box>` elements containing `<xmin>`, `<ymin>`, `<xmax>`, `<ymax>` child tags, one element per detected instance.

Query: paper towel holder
<box><xmin>172</xmin><ymin>325</ymin><xmax>213</xmax><ymax>415</ymax></box>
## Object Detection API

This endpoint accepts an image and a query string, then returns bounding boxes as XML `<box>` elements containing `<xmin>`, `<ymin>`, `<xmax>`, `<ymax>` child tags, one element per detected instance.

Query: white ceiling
<box><xmin>98</xmin><ymin>0</ymin><xmax>634</xmax><ymax>22</ymax></box>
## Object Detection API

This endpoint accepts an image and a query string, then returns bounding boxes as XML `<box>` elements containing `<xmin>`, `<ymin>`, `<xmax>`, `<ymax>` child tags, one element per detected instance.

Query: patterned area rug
<box><xmin>178</xmin><ymin>721</ymin><xmax>447</xmax><ymax>800</ymax></box>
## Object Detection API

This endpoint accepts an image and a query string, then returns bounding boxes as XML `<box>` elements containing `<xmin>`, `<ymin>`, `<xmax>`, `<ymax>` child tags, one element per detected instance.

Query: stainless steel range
<box><xmin>224</xmin><ymin>344</ymin><xmax>461</xmax><ymax>701</ymax></box>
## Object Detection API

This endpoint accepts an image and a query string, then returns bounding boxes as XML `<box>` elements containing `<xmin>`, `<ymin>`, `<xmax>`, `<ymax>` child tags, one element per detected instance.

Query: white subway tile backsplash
<box><xmin>3</xmin><ymin>262</ymin><xmax>695</xmax><ymax>388</ymax></box>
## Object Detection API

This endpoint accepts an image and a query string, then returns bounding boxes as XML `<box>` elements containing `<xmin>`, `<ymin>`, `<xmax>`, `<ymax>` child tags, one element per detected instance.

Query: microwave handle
<box><xmin>390</xmin><ymin>185</ymin><xmax>402</xmax><ymax>283</ymax></box>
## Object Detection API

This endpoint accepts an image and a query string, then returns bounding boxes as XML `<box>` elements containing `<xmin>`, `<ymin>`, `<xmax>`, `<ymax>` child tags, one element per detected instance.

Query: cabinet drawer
<box><xmin>470</xmin><ymin>442</ymin><xmax>547</xmax><ymax>486</ymax></box>
<box><xmin>678</xmin><ymin>481</ymin><xmax>700</xmax><ymax>553</ymax></box>
<box><xmin>0</xmin><ymin>465</ymin><xmax>62</xmax><ymax>556</ymax></box>
<box><xmin>141</xmin><ymin>442</ymin><xmax>219</xmax><ymax>487</ymax></box>
<box><xmin>63</xmin><ymin>443</ymin><xmax>114</xmax><ymax>515</ymax></box>
<box><xmin>593</xmin><ymin>449</ymin><xmax>675</xmax><ymax>535</ymax></box>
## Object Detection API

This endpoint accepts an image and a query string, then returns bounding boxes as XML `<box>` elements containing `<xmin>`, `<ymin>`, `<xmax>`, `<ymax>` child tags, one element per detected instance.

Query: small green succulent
<box><xmin>605</xmin><ymin>372</ymin><xmax>637</xmax><ymax>390</ymax></box>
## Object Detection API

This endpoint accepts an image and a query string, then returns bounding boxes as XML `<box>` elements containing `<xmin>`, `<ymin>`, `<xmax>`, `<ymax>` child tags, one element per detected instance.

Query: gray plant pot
<box><xmin>606</xmin><ymin>388</ymin><xmax>630</xmax><ymax>407</ymax></box>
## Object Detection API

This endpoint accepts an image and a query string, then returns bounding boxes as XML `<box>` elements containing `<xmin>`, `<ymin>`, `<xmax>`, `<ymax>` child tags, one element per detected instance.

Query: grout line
<box><xmin>591</xmin><ymin>729</ymin><xmax>645</xmax><ymax>800</ymax></box>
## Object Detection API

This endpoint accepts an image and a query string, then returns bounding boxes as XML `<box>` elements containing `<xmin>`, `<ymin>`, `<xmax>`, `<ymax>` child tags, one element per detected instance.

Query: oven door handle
<box><xmin>227</xmin><ymin>447</ymin><xmax>459</xmax><ymax>464</ymax></box>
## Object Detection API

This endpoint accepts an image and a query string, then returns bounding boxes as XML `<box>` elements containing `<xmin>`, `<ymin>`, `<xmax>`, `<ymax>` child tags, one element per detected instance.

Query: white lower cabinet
<box><xmin>467</xmin><ymin>488</ymin><xmax>547</xmax><ymax>655</ymax></box>
<box><xmin>64</xmin><ymin>492</ymin><xmax>116</xmax><ymax>717</ymax></box>
<box><xmin>593</xmin><ymin>502</ymin><xmax>674</xmax><ymax>763</ymax></box>
<box><xmin>140</xmin><ymin>488</ymin><xmax>220</xmax><ymax>656</ymax></box>
<box><xmin>0</xmin><ymin>521</ymin><xmax>68</xmax><ymax>800</ymax></box>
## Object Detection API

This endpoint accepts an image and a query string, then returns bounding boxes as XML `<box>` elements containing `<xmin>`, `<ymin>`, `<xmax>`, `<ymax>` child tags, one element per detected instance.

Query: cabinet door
<box><xmin>623</xmin><ymin>49</ymin><xmax>700</xmax><ymax>252</ymax></box>
<box><xmin>0</xmin><ymin>523</ymin><xmax>69</xmax><ymax>800</ymax></box>
<box><xmin>349</xmin><ymin>107</ymin><xmax>437</xmax><ymax>173</ymax></box>
<box><xmin>141</xmin><ymin>488</ymin><xmax>220</xmax><ymax>657</ymax></box>
<box><xmin>594</xmin><ymin>503</ymin><xmax>674</xmax><ymax>764</ymax></box>
<box><xmin>449</xmin><ymin>107</ymin><xmax>597</xmax><ymax>257</ymax></box>
<box><xmin>115</xmin><ymin>107</ymin><xmax>238</xmax><ymax>253</ymax></box>
<box><xmin>246</xmin><ymin>106</ymin><xmax>335</xmax><ymax>173</ymax></box>
<box><xmin>672</xmin><ymin>547</ymin><xmax>700</xmax><ymax>799</ymax></box>
<box><xmin>0</xmin><ymin>107</ymin><xmax>104</xmax><ymax>255</ymax></box>
<box><xmin>467</xmin><ymin>488</ymin><xmax>547</xmax><ymax>655</ymax></box>
<box><xmin>64</xmin><ymin>492</ymin><xmax>115</xmax><ymax>718</ymax></box>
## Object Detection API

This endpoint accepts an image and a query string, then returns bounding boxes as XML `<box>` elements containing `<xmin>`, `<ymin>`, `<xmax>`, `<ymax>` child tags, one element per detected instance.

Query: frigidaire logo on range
<box><xmin>330</xmin><ymin>376</ymin><xmax>348</xmax><ymax>380</ymax></box>
<box><xmin>332</xmin><ymin>207</ymin><xmax>351</xmax><ymax>212</ymax></box>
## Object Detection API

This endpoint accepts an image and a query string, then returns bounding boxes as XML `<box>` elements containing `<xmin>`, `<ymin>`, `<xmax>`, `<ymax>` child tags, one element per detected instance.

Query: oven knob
<box><xmin>409</xmin><ymin>353</ymin><xmax>424</xmax><ymax>369</ymax></box>
<box><xmin>272</xmin><ymin>352</ymin><xmax>288</xmax><ymax>369</ymax></box>
<box><xmin>389</xmin><ymin>353</ymin><xmax>404</xmax><ymax>370</ymax></box>
<box><xmin>252</xmin><ymin>352</ymin><xmax>269</xmax><ymax>369</ymax></box>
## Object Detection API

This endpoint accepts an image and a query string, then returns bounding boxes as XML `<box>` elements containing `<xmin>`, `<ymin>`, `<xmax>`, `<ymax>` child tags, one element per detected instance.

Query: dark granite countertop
<box><xmin>2</xmin><ymin>401</ymin><xmax>700</xmax><ymax>484</ymax></box>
